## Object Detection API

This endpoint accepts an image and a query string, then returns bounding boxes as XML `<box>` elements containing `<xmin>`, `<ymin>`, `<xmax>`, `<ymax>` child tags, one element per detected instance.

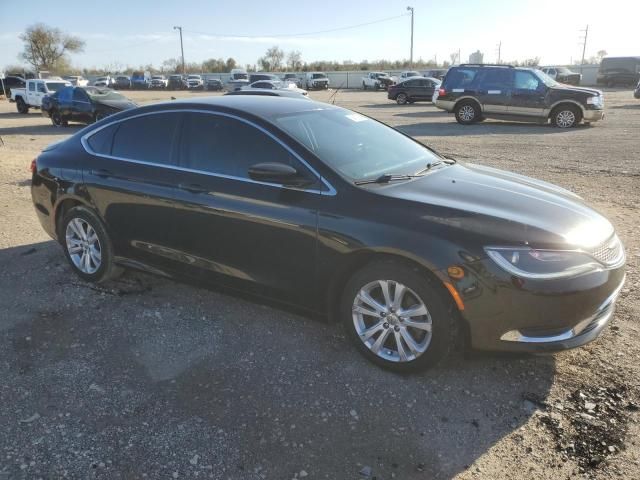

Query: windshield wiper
<box><xmin>354</xmin><ymin>173</ymin><xmax>416</xmax><ymax>185</ymax></box>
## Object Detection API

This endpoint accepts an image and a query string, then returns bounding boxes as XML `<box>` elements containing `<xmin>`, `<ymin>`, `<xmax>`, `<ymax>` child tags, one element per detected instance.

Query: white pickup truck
<box><xmin>361</xmin><ymin>72</ymin><xmax>395</xmax><ymax>90</ymax></box>
<box><xmin>10</xmin><ymin>78</ymin><xmax>71</xmax><ymax>114</ymax></box>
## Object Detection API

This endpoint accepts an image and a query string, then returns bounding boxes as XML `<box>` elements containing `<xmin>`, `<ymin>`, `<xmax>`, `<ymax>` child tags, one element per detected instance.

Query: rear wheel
<box><xmin>341</xmin><ymin>260</ymin><xmax>454</xmax><ymax>372</ymax></box>
<box><xmin>362</xmin><ymin>82</ymin><xmax>367</xmax><ymax>90</ymax></box>
<box><xmin>551</xmin><ymin>104</ymin><xmax>581</xmax><ymax>128</ymax></box>
<box><xmin>16</xmin><ymin>97</ymin><xmax>29</xmax><ymax>114</ymax></box>
<box><xmin>61</xmin><ymin>207</ymin><xmax>122</xmax><ymax>283</ymax></box>
<box><xmin>396</xmin><ymin>93</ymin><xmax>408</xmax><ymax>105</ymax></box>
<box><xmin>454</xmin><ymin>101</ymin><xmax>480</xmax><ymax>124</ymax></box>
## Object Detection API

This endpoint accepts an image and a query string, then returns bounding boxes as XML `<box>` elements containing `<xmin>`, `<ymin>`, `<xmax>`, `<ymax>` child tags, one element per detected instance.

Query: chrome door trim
<box><xmin>80</xmin><ymin>108</ymin><xmax>337</xmax><ymax>196</ymax></box>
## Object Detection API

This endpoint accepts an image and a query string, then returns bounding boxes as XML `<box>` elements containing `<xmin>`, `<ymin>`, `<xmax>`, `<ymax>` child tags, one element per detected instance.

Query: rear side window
<box><xmin>478</xmin><ymin>69</ymin><xmax>512</xmax><ymax>89</ymax></box>
<box><xmin>179</xmin><ymin>112</ymin><xmax>310</xmax><ymax>181</ymax></box>
<box><xmin>111</xmin><ymin>113</ymin><xmax>181</xmax><ymax>165</ymax></box>
<box><xmin>58</xmin><ymin>87</ymin><xmax>73</xmax><ymax>103</ymax></box>
<box><xmin>87</xmin><ymin>124</ymin><xmax>119</xmax><ymax>155</ymax></box>
<box><xmin>444</xmin><ymin>68</ymin><xmax>478</xmax><ymax>89</ymax></box>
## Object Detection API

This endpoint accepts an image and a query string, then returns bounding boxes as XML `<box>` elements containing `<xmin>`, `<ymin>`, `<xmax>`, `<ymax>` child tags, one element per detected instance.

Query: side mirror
<box><xmin>248</xmin><ymin>162</ymin><xmax>311</xmax><ymax>187</ymax></box>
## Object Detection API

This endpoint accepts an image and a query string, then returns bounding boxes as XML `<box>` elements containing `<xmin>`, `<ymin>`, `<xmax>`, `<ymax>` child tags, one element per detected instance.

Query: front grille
<box><xmin>588</xmin><ymin>235</ymin><xmax>624</xmax><ymax>266</ymax></box>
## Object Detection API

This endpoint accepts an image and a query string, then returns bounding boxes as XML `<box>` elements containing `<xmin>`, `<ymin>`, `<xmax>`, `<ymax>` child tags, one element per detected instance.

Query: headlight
<box><xmin>485</xmin><ymin>246</ymin><xmax>601</xmax><ymax>279</ymax></box>
<box><xmin>587</xmin><ymin>95</ymin><xmax>603</xmax><ymax>107</ymax></box>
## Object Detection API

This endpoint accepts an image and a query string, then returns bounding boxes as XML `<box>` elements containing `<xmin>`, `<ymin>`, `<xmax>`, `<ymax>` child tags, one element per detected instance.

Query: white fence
<box><xmin>84</xmin><ymin>65</ymin><xmax>602</xmax><ymax>88</ymax></box>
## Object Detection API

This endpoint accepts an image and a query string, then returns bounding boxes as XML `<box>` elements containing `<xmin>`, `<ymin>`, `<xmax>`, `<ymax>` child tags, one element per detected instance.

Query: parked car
<box><xmin>399</xmin><ymin>71</ymin><xmax>420</xmax><ymax>81</ymax></box>
<box><xmin>225</xmin><ymin>88</ymin><xmax>310</xmax><ymax>99</ymax></box>
<box><xmin>1</xmin><ymin>75</ymin><xmax>26</xmax><ymax>97</ymax></box>
<box><xmin>635</xmin><ymin>80</ymin><xmax>640</xmax><ymax>99</ymax></box>
<box><xmin>168</xmin><ymin>74</ymin><xmax>187</xmax><ymax>90</ymax></box>
<box><xmin>187</xmin><ymin>75</ymin><xmax>204</xmax><ymax>90</ymax></box>
<box><xmin>131</xmin><ymin>71</ymin><xmax>151</xmax><ymax>89</ymax></box>
<box><xmin>10</xmin><ymin>78</ymin><xmax>71</xmax><ymax>113</ymax></box>
<box><xmin>93</xmin><ymin>76</ymin><xmax>113</xmax><ymax>87</ymax></box>
<box><xmin>362</xmin><ymin>72</ymin><xmax>394</xmax><ymax>90</ymax></box>
<box><xmin>305</xmin><ymin>72</ymin><xmax>329</xmax><ymax>90</ymax></box>
<box><xmin>435</xmin><ymin>64</ymin><xmax>604</xmax><ymax>128</ymax></box>
<box><xmin>597</xmin><ymin>57</ymin><xmax>640</xmax><ymax>87</ymax></box>
<box><xmin>283</xmin><ymin>73</ymin><xmax>302</xmax><ymax>88</ymax></box>
<box><xmin>227</xmin><ymin>69</ymin><xmax>250</xmax><ymax>91</ymax></box>
<box><xmin>540</xmin><ymin>66</ymin><xmax>581</xmax><ymax>85</ymax></box>
<box><xmin>249</xmin><ymin>73</ymin><xmax>280</xmax><ymax>84</ymax></box>
<box><xmin>150</xmin><ymin>75</ymin><xmax>168</xmax><ymax>89</ymax></box>
<box><xmin>387</xmin><ymin>76</ymin><xmax>440</xmax><ymax>105</ymax></box>
<box><xmin>114</xmin><ymin>76</ymin><xmax>131</xmax><ymax>89</ymax></box>
<box><xmin>206</xmin><ymin>78</ymin><xmax>224</xmax><ymax>91</ymax></box>
<box><xmin>31</xmin><ymin>95</ymin><xmax>626</xmax><ymax>371</ymax></box>
<box><xmin>243</xmin><ymin>81</ymin><xmax>308</xmax><ymax>96</ymax></box>
<box><xmin>63</xmin><ymin>75</ymin><xmax>89</xmax><ymax>87</ymax></box>
<box><xmin>422</xmin><ymin>69</ymin><xmax>448</xmax><ymax>80</ymax></box>
<box><xmin>41</xmin><ymin>86</ymin><xmax>137</xmax><ymax>126</ymax></box>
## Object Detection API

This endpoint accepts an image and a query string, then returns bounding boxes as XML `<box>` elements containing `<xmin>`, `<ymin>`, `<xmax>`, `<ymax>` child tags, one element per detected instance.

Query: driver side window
<box><xmin>514</xmin><ymin>71</ymin><xmax>540</xmax><ymax>91</ymax></box>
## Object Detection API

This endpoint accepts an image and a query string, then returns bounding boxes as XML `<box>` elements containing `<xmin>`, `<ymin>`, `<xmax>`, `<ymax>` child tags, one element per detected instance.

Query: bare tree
<box><xmin>19</xmin><ymin>23</ymin><xmax>84</xmax><ymax>73</ymax></box>
<box><xmin>258</xmin><ymin>46</ymin><xmax>285</xmax><ymax>71</ymax></box>
<box><xmin>596</xmin><ymin>50</ymin><xmax>607</xmax><ymax>62</ymax></box>
<box><xmin>449</xmin><ymin>52</ymin><xmax>459</xmax><ymax>65</ymax></box>
<box><xmin>286</xmin><ymin>50</ymin><xmax>303</xmax><ymax>71</ymax></box>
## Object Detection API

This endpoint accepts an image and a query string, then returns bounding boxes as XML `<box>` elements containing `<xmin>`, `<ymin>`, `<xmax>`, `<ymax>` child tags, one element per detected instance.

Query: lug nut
<box><xmin>394</xmin><ymin>326</ymin><xmax>400</xmax><ymax>332</ymax></box>
<box><xmin>383</xmin><ymin>322</ymin><xmax>389</xmax><ymax>329</ymax></box>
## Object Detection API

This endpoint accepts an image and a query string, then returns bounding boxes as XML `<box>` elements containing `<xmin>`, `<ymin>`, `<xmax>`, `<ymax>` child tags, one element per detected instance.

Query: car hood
<box><xmin>96</xmin><ymin>99</ymin><xmax>137</xmax><ymax>110</ymax></box>
<box><xmin>377</xmin><ymin>163</ymin><xmax>614</xmax><ymax>248</ymax></box>
<box><xmin>551</xmin><ymin>84</ymin><xmax>601</xmax><ymax>96</ymax></box>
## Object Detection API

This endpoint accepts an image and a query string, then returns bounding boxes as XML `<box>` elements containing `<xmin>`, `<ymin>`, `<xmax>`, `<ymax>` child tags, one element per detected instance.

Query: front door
<box><xmin>509</xmin><ymin>70</ymin><xmax>547</xmax><ymax>118</ymax></box>
<box><xmin>164</xmin><ymin>111</ymin><xmax>321</xmax><ymax>308</ymax></box>
<box><xmin>71</xmin><ymin>88</ymin><xmax>94</xmax><ymax>123</ymax></box>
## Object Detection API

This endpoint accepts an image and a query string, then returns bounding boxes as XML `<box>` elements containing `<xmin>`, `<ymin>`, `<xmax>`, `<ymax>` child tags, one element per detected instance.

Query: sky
<box><xmin>1</xmin><ymin>0</ymin><xmax>638</xmax><ymax>71</ymax></box>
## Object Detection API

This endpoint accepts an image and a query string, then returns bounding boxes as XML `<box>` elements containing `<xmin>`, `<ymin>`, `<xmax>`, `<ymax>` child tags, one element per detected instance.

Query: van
<box><xmin>597</xmin><ymin>57</ymin><xmax>640</xmax><ymax>87</ymax></box>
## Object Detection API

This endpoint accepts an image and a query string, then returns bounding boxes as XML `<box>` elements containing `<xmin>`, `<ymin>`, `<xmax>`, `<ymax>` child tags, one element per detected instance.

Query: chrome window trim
<box><xmin>80</xmin><ymin>108</ymin><xmax>337</xmax><ymax>196</ymax></box>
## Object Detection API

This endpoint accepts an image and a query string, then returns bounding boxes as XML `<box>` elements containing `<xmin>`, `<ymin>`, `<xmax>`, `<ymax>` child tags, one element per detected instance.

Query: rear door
<box><xmin>475</xmin><ymin>68</ymin><xmax>512</xmax><ymax>114</ymax></box>
<box><xmin>82</xmin><ymin>111</ymin><xmax>186</xmax><ymax>273</ymax></box>
<box><xmin>509</xmin><ymin>70</ymin><xmax>547</xmax><ymax>117</ymax></box>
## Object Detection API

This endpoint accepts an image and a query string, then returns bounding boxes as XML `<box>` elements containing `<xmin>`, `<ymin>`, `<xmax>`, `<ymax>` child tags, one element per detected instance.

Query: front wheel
<box><xmin>362</xmin><ymin>82</ymin><xmax>367</xmax><ymax>90</ymax></box>
<box><xmin>396</xmin><ymin>93</ymin><xmax>408</xmax><ymax>105</ymax></box>
<box><xmin>551</xmin><ymin>105</ymin><xmax>581</xmax><ymax>128</ymax></box>
<box><xmin>50</xmin><ymin>109</ymin><xmax>68</xmax><ymax>127</ymax></box>
<box><xmin>61</xmin><ymin>207</ymin><xmax>122</xmax><ymax>283</ymax></box>
<box><xmin>341</xmin><ymin>260</ymin><xmax>454</xmax><ymax>372</ymax></box>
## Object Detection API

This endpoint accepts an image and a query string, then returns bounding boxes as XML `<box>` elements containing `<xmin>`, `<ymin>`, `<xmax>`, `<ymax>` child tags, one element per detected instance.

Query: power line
<box><xmin>184</xmin><ymin>13</ymin><xmax>410</xmax><ymax>39</ymax></box>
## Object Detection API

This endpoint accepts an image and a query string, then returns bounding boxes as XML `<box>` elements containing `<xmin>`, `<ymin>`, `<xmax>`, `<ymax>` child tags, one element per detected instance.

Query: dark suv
<box><xmin>597</xmin><ymin>57</ymin><xmax>640</xmax><ymax>87</ymax></box>
<box><xmin>435</xmin><ymin>64</ymin><xmax>604</xmax><ymax>128</ymax></box>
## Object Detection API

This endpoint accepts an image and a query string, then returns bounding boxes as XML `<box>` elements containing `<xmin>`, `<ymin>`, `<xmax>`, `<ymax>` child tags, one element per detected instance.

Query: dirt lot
<box><xmin>0</xmin><ymin>88</ymin><xmax>638</xmax><ymax>480</ymax></box>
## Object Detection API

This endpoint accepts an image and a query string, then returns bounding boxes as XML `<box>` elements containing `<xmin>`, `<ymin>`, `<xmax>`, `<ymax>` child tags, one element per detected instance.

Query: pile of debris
<box><xmin>538</xmin><ymin>385</ymin><xmax>638</xmax><ymax>472</ymax></box>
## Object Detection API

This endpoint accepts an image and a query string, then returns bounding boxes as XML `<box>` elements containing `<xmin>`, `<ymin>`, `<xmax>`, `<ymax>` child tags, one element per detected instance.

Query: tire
<box><xmin>454</xmin><ymin>101</ymin><xmax>480</xmax><ymax>124</ymax></box>
<box><xmin>341</xmin><ymin>260</ymin><xmax>454</xmax><ymax>372</ymax></box>
<box><xmin>61</xmin><ymin>207</ymin><xmax>122</xmax><ymax>283</ymax></box>
<box><xmin>396</xmin><ymin>93</ymin><xmax>408</xmax><ymax>105</ymax></box>
<box><xmin>362</xmin><ymin>82</ymin><xmax>367</xmax><ymax>90</ymax></box>
<box><xmin>16</xmin><ymin>97</ymin><xmax>29</xmax><ymax>114</ymax></box>
<box><xmin>551</xmin><ymin>104</ymin><xmax>582</xmax><ymax>128</ymax></box>
<box><xmin>50</xmin><ymin>109</ymin><xmax>68</xmax><ymax>127</ymax></box>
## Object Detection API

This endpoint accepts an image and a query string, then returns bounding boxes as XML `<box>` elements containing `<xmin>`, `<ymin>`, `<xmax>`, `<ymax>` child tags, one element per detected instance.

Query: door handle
<box><xmin>178</xmin><ymin>183</ymin><xmax>208</xmax><ymax>194</ymax></box>
<box><xmin>90</xmin><ymin>169</ymin><xmax>112</xmax><ymax>177</ymax></box>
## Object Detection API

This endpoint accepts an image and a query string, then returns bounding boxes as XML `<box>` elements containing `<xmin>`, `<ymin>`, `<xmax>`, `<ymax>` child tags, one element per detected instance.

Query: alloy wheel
<box><xmin>459</xmin><ymin>105</ymin><xmax>475</xmax><ymax>122</ymax></box>
<box><xmin>352</xmin><ymin>280</ymin><xmax>432</xmax><ymax>363</ymax></box>
<box><xmin>65</xmin><ymin>218</ymin><xmax>102</xmax><ymax>274</ymax></box>
<box><xmin>51</xmin><ymin>111</ymin><xmax>62</xmax><ymax>126</ymax></box>
<box><xmin>397</xmin><ymin>93</ymin><xmax>408</xmax><ymax>105</ymax></box>
<box><xmin>555</xmin><ymin>110</ymin><xmax>576</xmax><ymax>128</ymax></box>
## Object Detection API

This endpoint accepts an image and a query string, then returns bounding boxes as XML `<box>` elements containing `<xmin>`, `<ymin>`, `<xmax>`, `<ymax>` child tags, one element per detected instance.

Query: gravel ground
<box><xmin>0</xmin><ymin>88</ymin><xmax>638</xmax><ymax>480</ymax></box>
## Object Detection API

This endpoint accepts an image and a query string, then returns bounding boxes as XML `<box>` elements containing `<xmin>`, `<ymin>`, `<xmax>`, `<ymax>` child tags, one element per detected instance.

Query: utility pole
<box><xmin>406</xmin><ymin>7</ymin><xmax>414</xmax><ymax>68</ymax></box>
<box><xmin>496</xmin><ymin>41</ymin><xmax>502</xmax><ymax>63</ymax></box>
<box><xmin>579</xmin><ymin>24</ymin><xmax>589</xmax><ymax>74</ymax></box>
<box><xmin>173</xmin><ymin>26</ymin><xmax>185</xmax><ymax>74</ymax></box>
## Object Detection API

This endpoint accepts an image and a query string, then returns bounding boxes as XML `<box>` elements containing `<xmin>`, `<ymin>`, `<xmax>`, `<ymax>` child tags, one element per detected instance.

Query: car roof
<box><xmin>158</xmin><ymin>95</ymin><xmax>330</xmax><ymax>118</ymax></box>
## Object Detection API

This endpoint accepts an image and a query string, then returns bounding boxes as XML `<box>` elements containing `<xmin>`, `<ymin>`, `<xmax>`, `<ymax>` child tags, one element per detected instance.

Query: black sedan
<box><xmin>206</xmin><ymin>78</ymin><xmax>223</xmax><ymax>91</ymax></box>
<box><xmin>387</xmin><ymin>76</ymin><xmax>440</xmax><ymax>105</ymax></box>
<box><xmin>41</xmin><ymin>86</ymin><xmax>137</xmax><ymax>126</ymax></box>
<box><xmin>31</xmin><ymin>96</ymin><xmax>626</xmax><ymax>371</ymax></box>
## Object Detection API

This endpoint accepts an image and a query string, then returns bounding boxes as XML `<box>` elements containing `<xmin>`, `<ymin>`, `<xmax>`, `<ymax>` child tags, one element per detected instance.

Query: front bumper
<box><xmin>583</xmin><ymin>109</ymin><xmax>605</xmax><ymax>122</ymax></box>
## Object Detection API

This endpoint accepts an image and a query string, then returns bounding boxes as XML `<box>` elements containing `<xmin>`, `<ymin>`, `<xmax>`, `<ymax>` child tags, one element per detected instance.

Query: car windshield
<box><xmin>556</xmin><ymin>67</ymin><xmax>571</xmax><ymax>74</ymax></box>
<box><xmin>188</xmin><ymin>76</ymin><xmax>201</xmax><ymax>80</ymax></box>
<box><xmin>405</xmin><ymin>72</ymin><xmax>419</xmax><ymax>77</ymax></box>
<box><xmin>274</xmin><ymin>109</ymin><xmax>441</xmax><ymax>181</ymax></box>
<box><xmin>46</xmin><ymin>82</ymin><xmax>68</xmax><ymax>92</ymax></box>
<box><xmin>152</xmin><ymin>76</ymin><xmax>164</xmax><ymax>80</ymax></box>
<box><xmin>534</xmin><ymin>70</ymin><xmax>559</xmax><ymax>87</ymax></box>
<box><xmin>312</xmin><ymin>73</ymin><xmax>327</xmax><ymax>79</ymax></box>
<box><xmin>85</xmin><ymin>89</ymin><xmax>126</xmax><ymax>101</ymax></box>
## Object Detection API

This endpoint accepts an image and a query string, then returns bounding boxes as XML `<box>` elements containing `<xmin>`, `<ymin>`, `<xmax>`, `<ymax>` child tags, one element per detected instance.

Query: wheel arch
<box><xmin>548</xmin><ymin>100</ymin><xmax>585</xmax><ymax>118</ymax></box>
<box><xmin>53</xmin><ymin>195</ymin><xmax>94</xmax><ymax>241</ymax></box>
<box><xmin>453</xmin><ymin>96</ymin><xmax>483</xmax><ymax>113</ymax></box>
<box><xmin>325</xmin><ymin>250</ymin><xmax>463</xmax><ymax>325</ymax></box>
